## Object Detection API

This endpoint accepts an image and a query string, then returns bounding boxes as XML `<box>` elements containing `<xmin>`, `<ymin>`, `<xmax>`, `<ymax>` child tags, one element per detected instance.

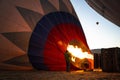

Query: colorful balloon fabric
<box><xmin>0</xmin><ymin>0</ymin><xmax>91</xmax><ymax>71</ymax></box>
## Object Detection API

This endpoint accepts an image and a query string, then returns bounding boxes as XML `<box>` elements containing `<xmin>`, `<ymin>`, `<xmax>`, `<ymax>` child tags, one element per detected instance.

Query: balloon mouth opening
<box><xmin>66</xmin><ymin>40</ymin><xmax>94</xmax><ymax>70</ymax></box>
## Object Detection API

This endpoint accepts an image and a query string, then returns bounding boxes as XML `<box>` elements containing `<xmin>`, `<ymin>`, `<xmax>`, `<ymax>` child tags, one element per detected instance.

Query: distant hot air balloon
<box><xmin>96</xmin><ymin>22</ymin><xmax>99</xmax><ymax>25</ymax></box>
<box><xmin>0</xmin><ymin>0</ymin><xmax>93</xmax><ymax>71</ymax></box>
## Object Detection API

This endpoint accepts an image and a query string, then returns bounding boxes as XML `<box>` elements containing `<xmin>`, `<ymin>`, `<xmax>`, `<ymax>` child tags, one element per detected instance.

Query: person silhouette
<box><xmin>64</xmin><ymin>50</ymin><xmax>71</xmax><ymax>72</ymax></box>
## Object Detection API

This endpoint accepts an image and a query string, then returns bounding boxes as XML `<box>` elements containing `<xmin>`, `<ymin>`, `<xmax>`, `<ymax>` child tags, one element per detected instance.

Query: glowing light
<box><xmin>67</xmin><ymin>44</ymin><xmax>93</xmax><ymax>60</ymax></box>
<box><xmin>71</xmin><ymin>56</ymin><xmax>76</xmax><ymax>62</ymax></box>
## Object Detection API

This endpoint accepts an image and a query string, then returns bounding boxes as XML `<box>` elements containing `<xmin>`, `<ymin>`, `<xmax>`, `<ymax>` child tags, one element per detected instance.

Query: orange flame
<box><xmin>67</xmin><ymin>44</ymin><xmax>93</xmax><ymax>60</ymax></box>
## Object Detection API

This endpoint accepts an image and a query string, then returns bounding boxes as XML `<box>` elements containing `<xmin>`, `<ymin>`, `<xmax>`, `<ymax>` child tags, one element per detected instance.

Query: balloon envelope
<box><xmin>28</xmin><ymin>12</ymin><xmax>90</xmax><ymax>70</ymax></box>
<box><xmin>0</xmin><ymin>0</ymin><xmax>92</xmax><ymax>71</ymax></box>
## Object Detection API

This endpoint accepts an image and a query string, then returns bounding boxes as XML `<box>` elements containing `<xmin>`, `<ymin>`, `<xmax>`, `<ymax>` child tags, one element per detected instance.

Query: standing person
<box><xmin>64</xmin><ymin>50</ymin><xmax>71</xmax><ymax>72</ymax></box>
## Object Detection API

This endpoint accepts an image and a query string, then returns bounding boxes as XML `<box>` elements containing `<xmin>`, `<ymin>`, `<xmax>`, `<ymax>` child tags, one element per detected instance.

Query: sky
<box><xmin>70</xmin><ymin>0</ymin><xmax>120</xmax><ymax>49</ymax></box>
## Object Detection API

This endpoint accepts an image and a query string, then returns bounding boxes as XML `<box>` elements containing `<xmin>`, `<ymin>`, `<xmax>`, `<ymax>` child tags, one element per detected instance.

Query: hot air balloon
<box><xmin>96</xmin><ymin>22</ymin><xmax>99</xmax><ymax>25</ymax></box>
<box><xmin>0</xmin><ymin>0</ymin><xmax>93</xmax><ymax>71</ymax></box>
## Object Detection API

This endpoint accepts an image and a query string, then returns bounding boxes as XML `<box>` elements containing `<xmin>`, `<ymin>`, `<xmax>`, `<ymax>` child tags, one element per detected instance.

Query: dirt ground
<box><xmin>0</xmin><ymin>70</ymin><xmax>120</xmax><ymax>80</ymax></box>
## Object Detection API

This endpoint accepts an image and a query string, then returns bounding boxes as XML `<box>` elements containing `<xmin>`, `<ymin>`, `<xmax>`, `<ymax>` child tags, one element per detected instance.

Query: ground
<box><xmin>0</xmin><ymin>70</ymin><xmax>120</xmax><ymax>80</ymax></box>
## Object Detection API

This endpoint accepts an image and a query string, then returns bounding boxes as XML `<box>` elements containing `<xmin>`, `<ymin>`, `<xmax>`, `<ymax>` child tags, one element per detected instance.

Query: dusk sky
<box><xmin>71</xmin><ymin>0</ymin><xmax>120</xmax><ymax>49</ymax></box>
